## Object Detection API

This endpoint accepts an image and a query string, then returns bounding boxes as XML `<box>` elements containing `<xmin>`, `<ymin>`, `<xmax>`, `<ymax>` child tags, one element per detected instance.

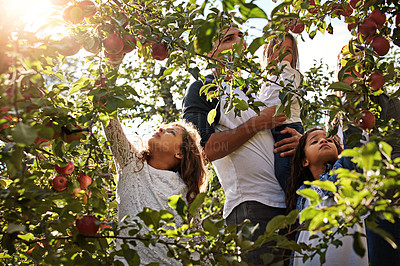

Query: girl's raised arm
<box><xmin>103</xmin><ymin>118</ymin><xmax>140</xmax><ymax>171</ymax></box>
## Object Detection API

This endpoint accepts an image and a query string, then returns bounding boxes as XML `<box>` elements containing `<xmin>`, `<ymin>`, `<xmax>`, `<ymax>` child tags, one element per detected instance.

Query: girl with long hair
<box><xmin>103</xmin><ymin>118</ymin><xmax>208</xmax><ymax>265</ymax></box>
<box><xmin>286</xmin><ymin>128</ymin><xmax>368</xmax><ymax>265</ymax></box>
<box><xmin>260</xmin><ymin>33</ymin><xmax>304</xmax><ymax>193</ymax></box>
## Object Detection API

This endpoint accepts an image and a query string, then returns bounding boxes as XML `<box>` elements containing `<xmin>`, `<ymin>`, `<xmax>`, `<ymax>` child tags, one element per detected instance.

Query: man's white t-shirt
<box><xmin>213</xmin><ymin>84</ymin><xmax>286</xmax><ymax>218</ymax></box>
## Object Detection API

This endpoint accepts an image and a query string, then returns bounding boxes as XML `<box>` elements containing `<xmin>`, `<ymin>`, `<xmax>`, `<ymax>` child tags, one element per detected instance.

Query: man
<box><xmin>182</xmin><ymin>26</ymin><xmax>301</xmax><ymax>264</ymax></box>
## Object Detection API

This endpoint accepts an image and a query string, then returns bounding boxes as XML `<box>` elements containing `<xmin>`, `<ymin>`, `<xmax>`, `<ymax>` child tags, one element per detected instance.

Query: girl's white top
<box><xmin>259</xmin><ymin>61</ymin><xmax>302</xmax><ymax>124</ymax></box>
<box><xmin>104</xmin><ymin>119</ymin><xmax>187</xmax><ymax>265</ymax></box>
<box><xmin>293</xmin><ymin>198</ymin><xmax>368</xmax><ymax>266</ymax></box>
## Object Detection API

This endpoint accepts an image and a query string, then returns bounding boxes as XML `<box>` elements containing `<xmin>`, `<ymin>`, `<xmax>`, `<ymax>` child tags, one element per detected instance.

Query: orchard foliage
<box><xmin>0</xmin><ymin>0</ymin><xmax>400</xmax><ymax>264</ymax></box>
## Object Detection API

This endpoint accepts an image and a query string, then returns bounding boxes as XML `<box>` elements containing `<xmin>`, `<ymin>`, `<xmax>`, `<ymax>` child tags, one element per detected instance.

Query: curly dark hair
<box><xmin>140</xmin><ymin>121</ymin><xmax>208</xmax><ymax>205</ymax></box>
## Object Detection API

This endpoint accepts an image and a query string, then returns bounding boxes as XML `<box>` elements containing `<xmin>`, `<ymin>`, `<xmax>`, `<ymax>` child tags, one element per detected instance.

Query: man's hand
<box><xmin>251</xmin><ymin>105</ymin><xmax>286</xmax><ymax>132</ymax></box>
<box><xmin>274</xmin><ymin>127</ymin><xmax>302</xmax><ymax>157</ymax></box>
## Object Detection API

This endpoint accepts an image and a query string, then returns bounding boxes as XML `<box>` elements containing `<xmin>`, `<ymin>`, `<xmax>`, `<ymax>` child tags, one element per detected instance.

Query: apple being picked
<box><xmin>52</xmin><ymin>175</ymin><xmax>68</xmax><ymax>191</ymax></box>
<box><xmin>55</xmin><ymin>161</ymin><xmax>75</xmax><ymax>175</ymax></box>
<box><xmin>356</xmin><ymin>110</ymin><xmax>376</xmax><ymax>130</ymax></box>
<box><xmin>76</xmin><ymin>215</ymin><xmax>99</xmax><ymax>236</ymax></box>
<box><xmin>77</xmin><ymin>173</ymin><xmax>92</xmax><ymax>189</ymax></box>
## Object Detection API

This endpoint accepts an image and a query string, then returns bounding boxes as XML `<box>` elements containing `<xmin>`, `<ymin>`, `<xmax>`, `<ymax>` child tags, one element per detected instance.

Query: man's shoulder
<box><xmin>186</xmin><ymin>74</ymin><xmax>215</xmax><ymax>93</ymax></box>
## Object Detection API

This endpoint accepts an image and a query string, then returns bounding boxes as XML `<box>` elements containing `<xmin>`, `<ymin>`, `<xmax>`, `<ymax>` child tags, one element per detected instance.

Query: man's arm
<box><xmin>204</xmin><ymin>106</ymin><xmax>286</xmax><ymax>162</ymax></box>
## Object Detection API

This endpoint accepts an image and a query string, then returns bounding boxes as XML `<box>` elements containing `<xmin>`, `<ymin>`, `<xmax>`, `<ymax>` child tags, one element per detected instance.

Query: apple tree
<box><xmin>1</xmin><ymin>0</ymin><xmax>400</xmax><ymax>265</ymax></box>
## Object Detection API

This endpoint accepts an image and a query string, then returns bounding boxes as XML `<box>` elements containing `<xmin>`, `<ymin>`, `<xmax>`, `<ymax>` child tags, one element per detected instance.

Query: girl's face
<box><xmin>148</xmin><ymin>126</ymin><xmax>184</xmax><ymax>160</ymax></box>
<box><xmin>303</xmin><ymin>130</ymin><xmax>339</xmax><ymax>168</ymax></box>
<box><xmin>269</xmin><ymin>37</ymin><xmax>295</xmax><ymax>68</ymax></box>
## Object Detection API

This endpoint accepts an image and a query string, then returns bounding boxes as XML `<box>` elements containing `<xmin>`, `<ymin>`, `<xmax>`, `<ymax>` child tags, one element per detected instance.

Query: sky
<box><xmin>246</xmin><ymin>1</ymin><xmax>353</xmax><ymax>74</ymax></box>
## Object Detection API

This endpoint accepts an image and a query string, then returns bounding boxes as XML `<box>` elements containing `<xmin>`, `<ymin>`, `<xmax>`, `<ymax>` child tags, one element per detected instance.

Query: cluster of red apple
<box><xmin>52</xmin><ymin>0</ymin><xmax>169</xmax><ymax>63</ymax></box>
<box><xmin>52</xmin><ymin>161</ymin><xmax>92</xmax><ymax>200</ymax></box>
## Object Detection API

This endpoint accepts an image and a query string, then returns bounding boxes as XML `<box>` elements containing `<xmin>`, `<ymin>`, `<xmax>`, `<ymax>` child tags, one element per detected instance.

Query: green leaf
<box><xmin>207</xmin><ymin>109</ymin><xmax>217</xmax><ymax>125</ymax></box>
<box><xmin>159</xmin><ymin>67</ymin><xmax>175</xmax><ymax>80</ymax></box>
<box><xmin>203</xmin><ymin>217</ymin><xmax>218</xmax><ymax>236</ymax></box>
<box><xmin>168</xmin><ymin>195</ymin><xmax>187</xmax><ymax>218</ymax></box>
<box><xmin>271</xmin><ymin>2</ymin><xmax>291</xmax><ymax>17</ymax></box>
<box><xmin>352</xmin><ymin>231</ymin><xmax>366</xmax><ymax>257</ymax></box>
<box><xmin>248</xmin><ymin>37</ymin><xmax>265</xmax><ymax>55</ymax></box>
<box><xmin>309</xmin><ymin>180</ymin><xmax>337</xmax><ymax>192</ymax></box>
<box><xmin>239</xmin><ymin>3</ymin><xmax>268</xmax><ymax>20</ymax></box>
<box><xmin>137</xmin><ymin>208</ymin><xmax>160</xmax><ymax>229</ymax></box>
<box><xmin>189</xmin><ymin>192</ymin><xmax>206</xmax><ymax>216</ymax></box>
<box><xmin>189</xmin><ymin>67</ymin><xmax>200</xmax><ymax>80</ymax></box>
<box><xmin>233</xmin><ymin>98</ymin><xmax>248</xmax><ymax>111</ymax></box>
<box><xmin>329</xmin><ymin>82</ymin><xmax>352</xmax><ymax>91</ymax></box>
<box><xmin>297</xmin><ymin>188</ymin><xmax>321</xmax><ymax>203</ymax></box>
<box><xmin>12</xmin><ymin>122</ymin><xmax>38</xmax><ymax>146</ymax></box>
<box><xmin>194</xmin><ymin>19</ymin><xmax>217</xmax><ymax>54</ymax></box>
<box><xmin>265</xmin><ymin>215</ymin><xmax>286</xmax><ymax>233</ymax></box>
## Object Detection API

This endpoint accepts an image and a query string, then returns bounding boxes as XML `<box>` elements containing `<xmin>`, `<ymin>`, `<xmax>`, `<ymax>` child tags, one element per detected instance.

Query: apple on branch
<box><xmin>75</xmin><ymin>215</ymin><xmax>99</xmax><ymax>236</ymax></box>
<box><xmin>52</xmin><ymin>175</ymin><xmax>68</xmax><ymax>191</ymax></box>
<box><xmin>370</xmin><ymin>72</ymin><xmax>385</xmax><ymax>91</ymax></box>
<box><xmin>370</xmin><ymin>36</ymin><xmax>390</xmax><ymax>56</ymax></box>
<box><xmin>63</xmin><ymin>4</ymin><xmax>84</xmax><ymax>24</ymax></box>
<box><xmin>77</xmin><ymin>173</ymin><xmax>92</xmax><ymax>189</ymax></box>
<box><xmin>368</xmin><ymin>9</ymin><xmax>386</xmax><ymax>28</ymax></box>
<box><xmin>56</xmin><ymin>37</ymin><xmax>82</xmax><ymax>56</ymax></box>
<box><xmin>356</xmin><ymin>110</ymin><xmax>376</xmax><ymax>130</ymax></box>
<box><xmin>103</xmin><ymin>33</ymin><xmax>124</xmax><ymax>54</ymax></box>
<box><xmin>151</xmin><ymin>43</ymin><xmax>168</xmax><ymax>61</ymax></box>
<box><xmin>55</xmin><ymin>161</ymin><xmax>75</xmax><ymax>175</ymax></box>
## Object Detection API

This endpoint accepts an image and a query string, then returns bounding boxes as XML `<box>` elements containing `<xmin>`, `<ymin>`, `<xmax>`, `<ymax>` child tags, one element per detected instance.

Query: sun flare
<box><xmin>2</xmin><ymin>0</ymin><xmax>66</xmax><ymax>37</ymax></box>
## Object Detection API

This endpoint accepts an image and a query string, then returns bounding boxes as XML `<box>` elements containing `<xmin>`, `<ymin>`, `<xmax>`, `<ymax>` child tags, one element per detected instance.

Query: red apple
<box><xmin>122</xmin><ymin>35</ymin><xmax>136</xmax><ymax>53</ymax></box>
<box><xmin>369</xmin><ymin>9</ymin><xmax>386</xmax><ymax>28</ymax></box>
<box><xmin>358</xmin><ymin>18</ymin><xmax>377</xmax><ymax>37</ymax></box>
<box><xmin>63</xmin><ymin>5</ymin><xmax>84</xmax><ymax>24</ymax></box>
<box><xmin>290</xmin><ymin>22</ymin><xmax>305</xmax><ymax>34</ymax></box>
<box><xmin>356</xmin><ymin>110</ymin><xmax>375</xmax><ymax>130</ymax></box>
<box><xmin>151</xmin><ymin>43</ymin><xmax>168</xmax><ymax>61</ymax></box>
<box><xmin>334</xmin><ymin>3</ymin><xmax>352</xmax><ymax>17</ymax></box>
<box><xmin>83</xmin><ymin>37</ymin><xmax>101</xmax><ymax>54</ymax></box>
<box><xmin>51</xmin><ymin>0</ymin><xmax>70</xmax><ymax>5</ymax></box>
<box><xmin>103</xmin><ymin>33</ymin><xmax>124</xmax><ymax>54</ymax></box>
<box><xmin>104</xmin><ymin>50</ymin><xmax>124</xmax><ymax>62</ymax></box>
<box><xmin>395</xmin><ymin>14</ymin><xmax>400</xmax><ymax>27</ymax></box>
<box><xmin>308</xmin><ymin>0</ymin><xmax>318</xmax><ymax>14</ymax></box>
<box><xmin>77</xmin><ymin>173</ymin><xmax>92</xmax><ymax>189</ymax></box>
<box><xmin>349</xmin><ymin>0</ymin><xmax>361</xmax><ymax>9</ymax></box>
<box><xmin>52</xmin><ymin>175</ymin><xmax>68</xmax><ymax>191</ymax></box>
<box><xmin>55</xmin><ymin>161</ymin><xmax>75</xmax><ymax>175</ymax></box>
<box><xmin>57</xmin><ymin>37</ymin><xmax>81</xmax><ymax>56</ymax></box>
<box><xmin>370</xmin><ymin>36</ymin><xmax>390</xmax><ymax>56</ymax></box>
<box><xmin>348</xmin><ymin>22</ymin><xmax>357</xmax><ymax>31</ymax></box>
<box><xmin>77</xmin><ymin>0</ymin><xmax>96</xmax><ymax>17</ymax></box>
<box><xmin>76</xmin><ymin>215</ymin><xmax>99</xmax><ymax>236</ymax></box>
<box><xmin>370</xmin><ymin>72</ymin><xmax>385</xmax><ymax>90</ymax></box>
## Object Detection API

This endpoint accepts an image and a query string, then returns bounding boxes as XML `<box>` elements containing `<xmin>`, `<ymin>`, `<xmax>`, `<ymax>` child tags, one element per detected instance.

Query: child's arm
<box><xmin>103</xmin><ymin>118</ymin><xmax>140</xmax><ymax>170</ymax></box>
